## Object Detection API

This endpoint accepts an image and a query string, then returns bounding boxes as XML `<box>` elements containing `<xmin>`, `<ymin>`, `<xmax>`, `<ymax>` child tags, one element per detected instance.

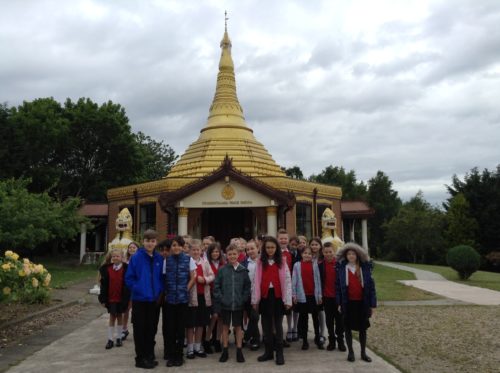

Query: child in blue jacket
<box><xmin>125</xmin><ymin>229</ymin><xmax>164</xmax><ymax>369</ymax></box>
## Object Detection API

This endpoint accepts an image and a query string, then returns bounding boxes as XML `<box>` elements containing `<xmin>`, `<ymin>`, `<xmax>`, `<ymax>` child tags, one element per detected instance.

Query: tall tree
<box><xmin>367</xmin><ymin>171</ymin><xmax>402</xmax><ymax>257</ymax></box>
<box><xmin>309</xmin><ymin>166</ymin><xmax>367</xmax><ymax>200</ymax></box>
<box><xmin>384</xmin><ymin>191</ymin><xmax>445</xmax><ymax>263</ymax></box>
<box><xmin>446</xmin><ymin>166</ymin><xmax>500</xmax><ymax>255</ymax></box>
<box><xmin>282</xmin><ymin>165</ymin><xmax>304</xmax><ymax>180</ymax></box>
<box><xmin>134</xmin><ymin>131</ymin><xmax>178</xmax><ymax>182</ymax></box>
<box><xmin>444</xmin><ymin>193</ymin><xmax>478</xmax><ymax>248</ymax></box>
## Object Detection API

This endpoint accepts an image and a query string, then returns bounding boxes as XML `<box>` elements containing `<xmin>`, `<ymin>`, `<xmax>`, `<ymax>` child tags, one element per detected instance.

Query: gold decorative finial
<box><xmin>225</xmin><ymin>10</ymin><xmax>228</xmax><ymax>32</ymax></box>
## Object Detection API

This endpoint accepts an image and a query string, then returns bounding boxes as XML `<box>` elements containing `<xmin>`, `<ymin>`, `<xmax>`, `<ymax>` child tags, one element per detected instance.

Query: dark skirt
<box><xmin>186</xmin><ymin>294</ymin><xmax>210</xmax><ymax>328</ymax></box>
<box><xmin>107</xmin><ymin>302</ymin><xmax>125</xmax><ymax>315</ymax></box>
<box><xmin>259</xmin><ymin>289</ymin><xmax>285</xmax><ymax>316</ymax></box>
<box><xmin>344</xmin><ymin>300</ymin><xmax>370</xmax><ymax>331</ymax></box>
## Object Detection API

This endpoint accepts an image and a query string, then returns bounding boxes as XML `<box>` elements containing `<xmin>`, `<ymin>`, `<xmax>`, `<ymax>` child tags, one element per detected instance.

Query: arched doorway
<box><xmin>201</xmin><ymin>208</ymin><xmax>254</xmax><ymax>248</ymax></box>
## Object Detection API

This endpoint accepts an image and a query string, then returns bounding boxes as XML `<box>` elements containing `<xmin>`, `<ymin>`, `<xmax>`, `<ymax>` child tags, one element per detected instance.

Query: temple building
<box><xmin>106</xmin><ymin>24</ymin><xmax>372</xmax><ymax>248</ymax></box>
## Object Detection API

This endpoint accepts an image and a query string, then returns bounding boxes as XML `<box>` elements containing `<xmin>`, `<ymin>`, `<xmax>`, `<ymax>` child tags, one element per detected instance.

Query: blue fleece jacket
<box><xmin>125</xmin><ymin>248</ymin><xmax>164</xmax><ymax>302</ymax></box>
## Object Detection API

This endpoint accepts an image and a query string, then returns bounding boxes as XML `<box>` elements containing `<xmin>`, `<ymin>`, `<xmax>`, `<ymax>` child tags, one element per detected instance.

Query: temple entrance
<box><xmin>201</xmin><ymin>208</ymin><xmax>254</xmax><ymax>249</ymax></box>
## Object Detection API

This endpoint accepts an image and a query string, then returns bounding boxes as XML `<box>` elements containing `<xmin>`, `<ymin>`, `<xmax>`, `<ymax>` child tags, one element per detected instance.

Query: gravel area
<box><xmin>0</xmin><ymin>304</ymin><xmax>86</xmax><ymax>349</ymax></box>
<box><xmin>368</xmin><ymin>305</ymin><xmax>500</xmax><ymax>373</ymax></box>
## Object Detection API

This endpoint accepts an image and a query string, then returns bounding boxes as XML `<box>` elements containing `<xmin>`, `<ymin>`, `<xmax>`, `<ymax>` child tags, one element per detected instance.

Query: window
<box><xmin>296</xmin><ymin>203</ymin><xmax>312</xmax><ymax>239</ymax></box>
<box><xmin>140</xmin><ymin>203</ymin><xmax>156</xmax><ymax>234</ymax></box>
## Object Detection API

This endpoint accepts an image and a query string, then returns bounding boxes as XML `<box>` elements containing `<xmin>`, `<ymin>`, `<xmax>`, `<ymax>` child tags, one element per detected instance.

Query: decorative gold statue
<box><xmin>321</xmin><ymin>208</ymin><xmax>344</xmax><ymax>253</ymax></box>
<box><xmin>108</xmin><ymin>208</ymin><xmax>133</xmax><ymax>253</ymax></box>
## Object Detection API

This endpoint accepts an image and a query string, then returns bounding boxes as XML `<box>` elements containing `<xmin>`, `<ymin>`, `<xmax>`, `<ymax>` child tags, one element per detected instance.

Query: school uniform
<box><xmin>99</xmin><ymin>263</ymin><xmax>130</xmax><ymax>315</ymax></box>
<box><xmin>241</xmin><ymin>257</ymin><xmax>260</xmax><ymax>345</ymax></box>
<box><xmin>187</xmin><ymin>258</ymin><xmax>214</xmax><ymax>328</ymax></box>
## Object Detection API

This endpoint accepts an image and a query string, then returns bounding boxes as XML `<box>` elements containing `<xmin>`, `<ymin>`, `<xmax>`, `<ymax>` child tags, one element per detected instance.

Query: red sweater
<box><xmin>301</xmin><ymin>261</ymin><xmax>314</xmax><ymax>295</ymax></box>
<box><xmin>348</xmin><ymin>270</ymin><xmax>363</xmax><ymax>301</ymax></box>
<box><xmin>196</xmin><ymin>264</ymin><xmax>205</xmax><ymax>295</ymax></box>
<box><xmin>107</xmin><ymin>266</ymin><xmax>124</xmax><ymax>303</ymax></box>
<box><xmin>323</xmin><ymin>259</ymin><xmax>336</xmax><ymax>298</ymax></box>
<box><xmin>261</xmin><ymin>263</ymin><xmax>282</xmax><ymax>299</ymax></box>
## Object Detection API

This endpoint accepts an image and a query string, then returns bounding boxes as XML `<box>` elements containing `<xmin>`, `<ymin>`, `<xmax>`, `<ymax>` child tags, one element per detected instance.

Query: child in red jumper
<box><xmin>99</xmin><ymin>249</ymin><xmax>130</xmax><ymax>349</ymax></box>
<box><xmin>252</xmin><ymin>236</ymin><xmax>292</xmax><ymax>366</ymax></box>
<box><xmin>319</xmin><ymin>242</ymin><xmax>346</xmax><ymax>351</ymax></box>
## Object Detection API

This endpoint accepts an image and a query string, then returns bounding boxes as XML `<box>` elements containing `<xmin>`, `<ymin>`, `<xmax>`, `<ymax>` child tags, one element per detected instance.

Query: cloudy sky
<box><xmin>1</xmin><ymin>0</ymin><xmax>499</xmax><ymax>205</ymax></box>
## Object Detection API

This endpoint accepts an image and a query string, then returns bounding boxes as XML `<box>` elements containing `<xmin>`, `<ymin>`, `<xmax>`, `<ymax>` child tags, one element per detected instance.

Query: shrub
<box><xmin>0</xmin><ymin>250</ymin><xmax>51</xmax><ymax>304</ymax></box>
<box><xmin>446</xmin><ymin>245</ymin><xmax>481</xmax><ymax>280</ymax></box>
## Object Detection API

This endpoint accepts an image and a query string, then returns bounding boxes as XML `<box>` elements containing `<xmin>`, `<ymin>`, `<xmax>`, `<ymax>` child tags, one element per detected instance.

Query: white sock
<box><xmin>194</xmin><ymin>342</ymin><xmax>201</xmax><ymax>352</ymax></box>
<box><xmin>319</xmin><ymin>311</ymin><xmax>326</xmax><ymax>336</ymax></box>
<box><xmin>187</xmin><ymin>343</ymin><xmax>194</xmax><ymax>353</ymax></box>
<box><xmin>116</xmin><ymin>325</ymin><xmax>122</xmax><ymax>340</ymax></box>
<box><xmin>292</xmin><ymin>311</ymin><xmax>299</xmax><ymax>332</ymax></box>
<box><xmin>108</xmin><ymin>326</ymin><xmax>114</xmax><ymax>340</ymax></box>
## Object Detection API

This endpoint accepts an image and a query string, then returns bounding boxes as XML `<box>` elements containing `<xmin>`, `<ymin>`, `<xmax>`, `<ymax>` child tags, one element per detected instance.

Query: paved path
<box><xmin>377</xmin><ymin>261</ymin><xmax>500</xmax><ymax>306</ymax></box>
<box><xmin>6</xmin><ymin>312</ymin><xmax>400</xmax><ymax>373</ymax></box>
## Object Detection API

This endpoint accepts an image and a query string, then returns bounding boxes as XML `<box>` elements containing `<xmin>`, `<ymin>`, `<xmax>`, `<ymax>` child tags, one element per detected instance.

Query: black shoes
<box><xmin>236</xmin><ymin>348</ymin><xmax>245</xmax><ymax>363</ymax></box>
<box><xmin>347</xmin><ymin>351</ymin><xmax>355</xmax><ymax>362</ymax></box>
<box><xmin>275</xmin><ymin>347</ymin><xmax>285</xmax><ymax>365</ymax></box>
<box><xmin>361</xmin><ymin>352</ymin><xmax>372</xmax><ymax>362</ymax></box>
<box><xmin>186</xmin><ymin>350</ymin><xmax>195</xmax><ymax>359</ymax></box>
<box><xmin>213</xmin><ymin>340</ymin><xmax>222</xmax><ymax>352</ymax></box>
<box><xmin>292</xmin><ymin>331</ymin><xmax>299</xmax><ymax>342</ymax></box>
<box><xmin>116</xmin><ymin>338</ymin><xmax>122</xmax><ymax>347</ymax></box>
<box><xmin>121</xmin><ymin>330</ymin><xmax>129</xmax><ymax>341</ymax></box>
<box><xmin>195</xmin><ymin>350</ymin><xmax>207</xmax><ymax>358</ymax></box>
<box><xmin>203</xmin><ymin>340</ymin><xmax>213</xmax><ymax>354</ymax></box>
<box><xmin>136</xmin><ymin>358</ymin><xmax>155</xmax><ymax>369</ymax></box>
<box><xmin>105</xmin><ymin>340</ymin><xmax>114</xmax><ymax>349</ymax></box>
<box><xmin>301</xmin><ymin>339</ymin><xmax>309</xmax><ymax>350</ymax></box>
<box><xmin>286</xmin><ymin>331</ymin><xmax>293</xmax><ymax>342</ymax></box>
<box><xmin>219</xmin><ymin>348</ymin><xmax>228</xmax><ymax>363</ymax></box>
<box><xmin>282</xmin><ymin>339</ymin><xmax>291</xmax><ymax>348</ymax></box>
<box><xmin>314</xmin><ymin>336</ymin><xmax>325</xmax><ymax>350</ymax></box>
<box><xmin>257</xmin><ymin>350</ymin><xmax>274</xmax><ymax>362</ymax></box>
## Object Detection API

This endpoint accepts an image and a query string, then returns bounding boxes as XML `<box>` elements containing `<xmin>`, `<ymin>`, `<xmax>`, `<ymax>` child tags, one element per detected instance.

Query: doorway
<box><xmin>201</xmin><ymin>208</ymin><xmax>254</xmax><ymax>249</ymax></box>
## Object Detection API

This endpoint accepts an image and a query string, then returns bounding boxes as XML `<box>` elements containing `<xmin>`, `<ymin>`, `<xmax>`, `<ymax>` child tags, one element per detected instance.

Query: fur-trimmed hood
<box><xmin>336</xmin><ymin>242</ymin><xmax>370</xmax><ymax>263</ymax></box>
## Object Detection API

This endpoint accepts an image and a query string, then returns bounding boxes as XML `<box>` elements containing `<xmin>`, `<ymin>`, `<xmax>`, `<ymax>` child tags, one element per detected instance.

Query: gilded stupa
<box><xmin>107</xmin><ymin>16</ymin><xmax>344</xmax><ymax>243</ymax></box>
<box><xmin>167</xmin><ymin>21</ymin><xmax>285</xmax><ymax>178</ymax></box>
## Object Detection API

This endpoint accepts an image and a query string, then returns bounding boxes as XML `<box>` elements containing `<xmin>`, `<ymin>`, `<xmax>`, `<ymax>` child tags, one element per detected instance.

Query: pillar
<box><xmin>79</xmin><ymin>223</ymin><xmax>87</xmax><ymax>264</ymax></box>
<box><xmin>266</xmin><ymin>206</ymin><xmax>278</xmax><ymax>237</ymax></box>
<box><xmin>350</xmin><ymin>220</ymin><xmax>355</xmax><ymax>242</ymax></box>
<box><xmin>361</xmin><ymin>218</ymin><xmax>369</xmax><ymax>253</ymax></box>
<box><xmin>178</xmin><ymin>207</ymin><xmax>189</xmax><ymax>236</ymax></box>
<box><xmin>95</xmin><ymin>230</ymin><xmax>101</xmax><ymax>252</ymax></box>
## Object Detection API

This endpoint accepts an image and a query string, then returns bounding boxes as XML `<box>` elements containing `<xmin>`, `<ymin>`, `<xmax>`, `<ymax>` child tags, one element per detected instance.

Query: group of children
<box><xmin>98</xmin><ymin>229</ymin><xmax>377</xmax><ymax>369</ymax></box>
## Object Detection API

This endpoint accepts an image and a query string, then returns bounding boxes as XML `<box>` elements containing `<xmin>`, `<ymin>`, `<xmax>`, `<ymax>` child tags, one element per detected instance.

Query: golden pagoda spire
<box><xmin>202</xmin><ymin>11</ymin><xmax>251</xmax><ymax>135</ymax></box>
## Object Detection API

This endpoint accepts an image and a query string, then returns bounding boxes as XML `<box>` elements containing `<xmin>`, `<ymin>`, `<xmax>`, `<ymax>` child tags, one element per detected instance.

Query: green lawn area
<box><xmin>397</xmin><ymin>262</ymin><xmax>500</xmax><ymax>292</ymax></box>
<box><xmin>373</xmin><ymin>263</ymin><xmax>440</xmax><ymax>301</ymax></box>
<box><xmin>37</xmin><ymin>256</ymin><xmax>99</xmax><ymax>288</ymax></box>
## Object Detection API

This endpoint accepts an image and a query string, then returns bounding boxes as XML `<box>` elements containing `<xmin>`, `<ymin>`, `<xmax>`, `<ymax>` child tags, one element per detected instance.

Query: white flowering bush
<box><xmin>0</xmin><ymin>250</ymin><xmax>51</xmax><ymax>304</ymax></box>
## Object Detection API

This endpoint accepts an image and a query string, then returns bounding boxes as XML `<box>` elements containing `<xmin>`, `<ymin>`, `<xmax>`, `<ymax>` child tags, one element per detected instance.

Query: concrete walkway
<box><xmin>6</xmin><ymin>313</ymin><xmax>400</xmax><ymax>373</ymax></box>
<box><xmin>377</xmin><ymin>261</ymin><xmax>500</xmax><ymax>306</ymax></box>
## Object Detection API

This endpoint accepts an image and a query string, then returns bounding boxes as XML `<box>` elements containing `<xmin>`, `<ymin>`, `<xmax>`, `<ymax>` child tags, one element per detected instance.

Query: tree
<box><xmin>281</xmin><ymin>165</ymin><xmax>304</xmax><ymax>180</ymax></box>
<box><xmin>446</xmin><ymin>166</ymin><xmax>500</xmax><ymax>255</ymax></box>
<box><xmin>367</xmin><ymin>171</ymin><xmax>402</xmax><ymax>257</ymax></box>
<box><xmin>309</xmin><ymin>166</ymin><xmax>367</xmax><ymax>200</ymax></box>
<box><xmin>0</xmin><ymin>179</ymin><xmax>86</xmax><ymax>251</ymax></box>
<box><xmin>134</xmin><ymin>131</ymin><xmax>178</xmax><ymax>182</ymax></box>
<box><xmin>384</xmin><ymin>191</ymin><xmax>445</xmax><ymax>263</ymax></box>
<box><xmin>444</xmin><ymin>193</ymin><xmax>478</xmax><ymax>248</ymax></box>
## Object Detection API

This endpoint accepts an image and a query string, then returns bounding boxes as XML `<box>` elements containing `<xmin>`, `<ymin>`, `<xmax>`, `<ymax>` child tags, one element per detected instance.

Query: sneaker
<box><xmin>116</xmin><ymin>338</ymin><xmax>122</xmax><ymax>347</ymax></box>
<box><xmin>121</xmin><ymin>330</ymin><xmax>129</xmax><ymax>341</ymax></box>
<box><xmin>105</xmin><ymin>340</ymin><xmax>114</xmax><ymax>349</ymax></box>
<box><xmin>186</xmin><ymin>351</ymin><xmax>195</xmax><ymax>359</ymax></box>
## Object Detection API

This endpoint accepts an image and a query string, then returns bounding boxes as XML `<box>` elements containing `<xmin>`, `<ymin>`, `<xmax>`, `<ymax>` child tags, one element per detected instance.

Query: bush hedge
<box><xmin>446</xmin><ymin>245</ymin><xmax>481</xmax><ymax>280</ymax></box>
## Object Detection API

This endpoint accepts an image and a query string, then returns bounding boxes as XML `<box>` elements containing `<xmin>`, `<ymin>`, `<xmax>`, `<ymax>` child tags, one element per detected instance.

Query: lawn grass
<box><xmin>397</xmin><ymin>262</ymin><xmax>500</xmax><ymax>292</ymax></box>
<box><xmin>37</xmin><ymin>256</ymin><xmax>99</xmax><ymax>288</ymax></box>
<box><xmin>372</xmin><ymin>263</ymin><xmax>440</xmax><ymax>301</ymax></box>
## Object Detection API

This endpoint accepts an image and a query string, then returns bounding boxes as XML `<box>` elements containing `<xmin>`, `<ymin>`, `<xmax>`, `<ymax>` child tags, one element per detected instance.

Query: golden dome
<box><xmin>166</xmin><ymin>21</ymin><xmax>285</xmax><ymax>178</ymax></box>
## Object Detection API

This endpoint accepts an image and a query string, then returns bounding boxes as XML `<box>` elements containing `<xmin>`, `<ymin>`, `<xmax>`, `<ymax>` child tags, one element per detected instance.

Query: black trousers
<box><xmin>164</xmin><ymin>303</ymin><xmax>188</xmax><ymax>360</ymax></box>
<box><xmin>161</xmin><ymin>303</ymin><xmax>168</xmax><ymax>356</ymax></box>
<box><xmin>297</xmin><ymin>295</ymin><xmax>320</xmax><ymax>340</ymax></box>
<box><xmin>259</xmin><ymin>289</ymin><xmax>284</xmax><ymax>348</ymax></box>
<box><xmin>324</xmin><ymin>297</ymin><xmax>344</xmax><ymax>342</ymax></box>
<box><xmin>132</xmin><ymin>301</ymin><xmax>160</xmax><ymax>361</ymax></box>
<box><xmin>244</xmin><ymin>302</ymin><xmax>260</xmax><ymax>342</ymax></box>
